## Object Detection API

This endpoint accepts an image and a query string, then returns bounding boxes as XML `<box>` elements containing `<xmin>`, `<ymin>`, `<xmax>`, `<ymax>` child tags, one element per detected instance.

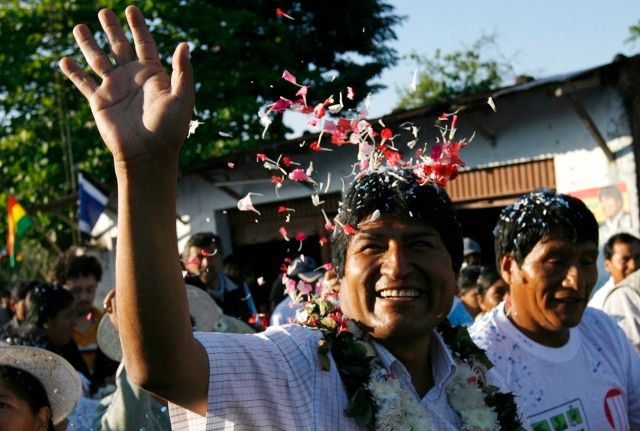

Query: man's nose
<box><xmin>380</xmin><ymin>241</ymin><xmax>412</xmax><ymax>280</ymax></box>
<box><xmin>562</xmin><ymin>265</ymin><xmax>586</xmax><ymax>293</ymax></box>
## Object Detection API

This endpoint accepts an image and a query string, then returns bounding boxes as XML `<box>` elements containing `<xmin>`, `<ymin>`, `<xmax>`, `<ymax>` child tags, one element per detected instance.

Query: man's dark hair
<box><xmin>183</xmin><ymin>232</ymin><xmax>223</xmax><ymax>258</ymax></box>
<box><xmin>23</xmin><ymin>284</ymin><xmax>74</xmax><ymax>329</ymax></box>
<box><xmin>51</xmin><ymin>249</ymin><xmax>102</xmax><ymax>284</ymax></box>
<box><xmin>0</xmin><ymin>365</ymin><xmax>55</xmax><ymax>431</ymax></box>
<box><xmin>330</xmin><ymin>170</ymin><xmax>463</xmax><ymax>277</ymax></box>
<box><xmin>599</xmin><ymin>184</ymin><xmax>623</xmax><ymax>202</ymax></box>
<box><xmin>476</xmin><ymin>266</ymin><xmax>503</xmax><ymax>298</ymax></box>
<box><xmin>603</xmin><ymin>232</ymin><xmax>640</xmax><ymax>260</ymax></box>
<box><xmin>494</xmin><ymin>189</ymin><xmax>598</xmax><ymax>265</ymax></box>
<box><xmin>458</xmin><ymin>265</ymin><xmax>482</xmax><ymax>293</ymax></box>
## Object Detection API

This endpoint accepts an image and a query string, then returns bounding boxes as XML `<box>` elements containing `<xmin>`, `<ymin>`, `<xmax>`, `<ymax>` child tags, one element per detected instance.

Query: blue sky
<box><xmin>371</xmin><ymin>0</ymin><xmax>640</xmax><ymax>116</ymax></box>
<box><xmin>285</xmin><ymin>0</ymin><xmax>639</xmax><ymax>133</ymax></box>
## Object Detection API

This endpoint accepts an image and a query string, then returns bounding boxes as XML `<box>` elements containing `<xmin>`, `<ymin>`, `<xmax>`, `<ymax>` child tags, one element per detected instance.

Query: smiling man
<box><xmin>470</xmin><ymin>189</ymin><xmax>640</xmax><ymax>430</ymax></box>
<box><xmin>59</xmin><ymin>6</ymin><xmax>525</xmax><ymax>430</ymax></box>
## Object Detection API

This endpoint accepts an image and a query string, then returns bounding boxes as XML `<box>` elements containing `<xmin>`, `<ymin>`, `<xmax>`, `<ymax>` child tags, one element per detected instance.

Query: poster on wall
<box><xmin>568</xmin><ymin>182</ymin><xmax>636</xmax><ymax>246</ymax></box>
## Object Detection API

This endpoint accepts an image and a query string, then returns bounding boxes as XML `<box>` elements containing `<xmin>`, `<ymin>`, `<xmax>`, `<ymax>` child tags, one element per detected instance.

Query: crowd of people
<box><xmin>2</xmin><ymin>4</ymin><xmax>639</xmax><ymax>431</ymax></box>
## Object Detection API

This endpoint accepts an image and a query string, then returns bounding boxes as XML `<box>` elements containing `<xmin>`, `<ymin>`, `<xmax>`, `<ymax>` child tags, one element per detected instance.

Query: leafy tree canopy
<box><xmin>627</xmin><ymin>20</ymin><xmax>640</xmax><ymax>45</ymax></box>
<box><xmin>0</xmin><ymin>0</ymin><xmax>403</xmax><ymax>282</ymax></box>
<box><xmin>396</xmin><ymin>35</ymin><xmax>513</xmax><ymax>111</ymax></box>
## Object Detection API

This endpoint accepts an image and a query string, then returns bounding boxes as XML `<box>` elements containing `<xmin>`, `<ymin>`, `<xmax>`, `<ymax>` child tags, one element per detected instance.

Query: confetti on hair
<box><xmin>227</xmin><ymin>162</ymin><xmax>235</xmax><ymax>169</ymax></box>
<box><xmin>342</xmin><ymin>224</ymin><xmax>357</xmax><ymax>236</ymax></box>
<box><xmin>257</xmin><ymin>277</ymin><xmax>265</xmax><ymax>286</ymax></box>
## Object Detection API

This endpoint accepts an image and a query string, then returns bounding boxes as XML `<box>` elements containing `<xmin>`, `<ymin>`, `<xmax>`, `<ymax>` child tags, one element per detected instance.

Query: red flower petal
<box><xmin>256</xmin><ymin>153</ymin><xmax>267</xmax><ymax>161</ymax></box>
<box><xmin>342</xmin><ymin>224</ymin><xmax>357</xmax><ymax>235</ymax></box>
<box><xmin>381</xmin><ymin>128</ymin><xmax>393</xmax><ymax>140</ymax></box>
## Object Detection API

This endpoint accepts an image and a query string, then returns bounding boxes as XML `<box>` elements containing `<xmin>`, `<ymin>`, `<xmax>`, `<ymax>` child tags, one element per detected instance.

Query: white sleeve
<box><xmin>602</xmin><ymin>287</ymin><xmax>640</xmax><ymax>354</ymax></box>
<box><xmin>169</xmin><ymin>327</ymin><xmax>317</xmax><ymax>431</ymax></box>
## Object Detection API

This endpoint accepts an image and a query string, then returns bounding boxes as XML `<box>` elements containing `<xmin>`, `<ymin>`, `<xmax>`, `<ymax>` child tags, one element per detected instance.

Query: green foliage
<box><xmin>627</xmin><ymin>20</ymin><xmax>640</xmax><ymax>46</ymax></box>
<box><xmin>0</xmin><ymin>0</ymin><xmax>402</xmax><ymax>277</ymax></box>
<box><xmin>396</xmin><ymin>35</ymin><xmax>513</xmax><ymax>110</ymax></box>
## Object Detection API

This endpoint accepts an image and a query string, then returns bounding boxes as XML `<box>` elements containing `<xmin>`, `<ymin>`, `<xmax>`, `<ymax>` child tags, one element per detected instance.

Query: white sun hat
<box><xmin>0</xmin><ymin>344</ymin><xmax>82</xmax><ymax>425</ymax></box>
<box><xmin>98</xmin><ymin>284</ymin><xmax>254</xmax><ymax>362</ymax></box>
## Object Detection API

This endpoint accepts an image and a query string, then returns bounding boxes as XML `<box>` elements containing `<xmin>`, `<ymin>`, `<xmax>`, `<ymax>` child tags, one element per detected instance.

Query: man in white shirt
<box><xmin>59</xmin><ymin>6</ymin><xmax>525</xmax><ymax>430</ymax></box>
<box><xmin>589</xmin><ymin>232</ymin><xmax>640</xmax><ymax>309</ymax></box>
<box><xmin>601</xmin><ymin>269</ymin><xmax>640</xmax><ymax>353</ymax></box>
<box><xmin>470</xmin><ymin>189</ymin><xmax>640</xmax><ymax>430</ymax></box>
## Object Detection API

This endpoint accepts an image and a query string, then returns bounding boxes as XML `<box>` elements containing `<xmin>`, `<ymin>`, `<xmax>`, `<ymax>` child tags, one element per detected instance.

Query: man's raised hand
<box><xmin>59</xmin><ymin>6</ymin><xmax>194</xmax><ymax>167</ymax></box>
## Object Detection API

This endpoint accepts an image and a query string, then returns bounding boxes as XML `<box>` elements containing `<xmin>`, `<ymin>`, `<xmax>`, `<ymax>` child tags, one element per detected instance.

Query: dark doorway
<box><xmin>456</xmin><ymin>206</ymin><xmax>505</xmax><ymax>268</ymax></box>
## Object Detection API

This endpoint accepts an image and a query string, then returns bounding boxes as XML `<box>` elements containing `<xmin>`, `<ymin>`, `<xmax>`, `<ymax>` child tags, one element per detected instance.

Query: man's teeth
<box><xmin>379</xmin><ymin>289</ymin><xmax>420</xmax><ymax>298</ymax></box>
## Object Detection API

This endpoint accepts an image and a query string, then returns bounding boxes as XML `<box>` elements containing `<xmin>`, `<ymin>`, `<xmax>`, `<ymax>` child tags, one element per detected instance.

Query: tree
<box><xmin>0</xmin><ymin>0</ymin><xmax>403</xmax><ymax>281</ymax></box>
<box><xmin>396</xmin><ymin>35</ymin><xmax>513</xmax><ymax>110</ymax></box>
<box><xmin>627</xmin><ymin>20</ymin><xmax>640</xmax><ymax>46</ymax></box>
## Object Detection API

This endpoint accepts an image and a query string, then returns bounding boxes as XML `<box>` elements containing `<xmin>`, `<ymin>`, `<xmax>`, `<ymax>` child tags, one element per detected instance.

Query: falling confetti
<box><xmin>187</xmin><ymin>120</ymin><xmax>204</xmax><ymax>138</ymax></box>
<box><xmin>410</xmin><ymin>69</ymin><xmax>418</xmax><ymax>92</ymax></box>
<box><xmin>276</xmin><ymin>8</ymin><xmax>295</xmax><ymax>20</ymax></box>
<box><xmin>487</xmin><ymin>97</ymin><xmax>497</xmax><ymax>112</ymax></box>
<box><xmin>237</xmin><ymin>193</ymin><xmax>262</xmax><ymax>215</ymax></box>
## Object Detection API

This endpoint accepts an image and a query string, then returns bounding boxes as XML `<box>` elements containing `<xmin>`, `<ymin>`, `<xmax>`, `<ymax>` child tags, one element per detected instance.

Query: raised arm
<box><xmin>59</xmin><ymin>6</ymin><xmax>208</xmax><ymax>414</ymax></box>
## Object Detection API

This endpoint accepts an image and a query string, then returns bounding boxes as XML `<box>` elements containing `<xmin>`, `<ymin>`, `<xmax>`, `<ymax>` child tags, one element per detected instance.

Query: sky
<box><xmin>285</xmin><ymin>0</ymin><xmax>640</xmax><ymax>133</ymax></box>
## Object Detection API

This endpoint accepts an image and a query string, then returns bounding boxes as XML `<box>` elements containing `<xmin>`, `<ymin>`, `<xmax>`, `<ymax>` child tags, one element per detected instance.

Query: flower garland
<box><xmin>295</xmin><ymin>293</ymin><xmax>523</xmax><ymax>430</ymax></box>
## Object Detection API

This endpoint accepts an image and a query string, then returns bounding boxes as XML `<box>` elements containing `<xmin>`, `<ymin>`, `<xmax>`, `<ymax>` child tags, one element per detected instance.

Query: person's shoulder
<box><xmin>579</xmin><ymin>307</ymin><xmax>628</xmax><ymax>346</ymax></box>
<box><xmin>468</xmin><ymin>306</ymin><xmax>503</xmax><ymax>350</ymax></box>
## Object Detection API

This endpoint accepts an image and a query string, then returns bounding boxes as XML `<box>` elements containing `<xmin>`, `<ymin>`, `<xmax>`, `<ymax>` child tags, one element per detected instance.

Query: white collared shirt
<box><xmin>169</xmin><ymin>325</ymin><xmax>474</xmax><ymax>430</ymax></box>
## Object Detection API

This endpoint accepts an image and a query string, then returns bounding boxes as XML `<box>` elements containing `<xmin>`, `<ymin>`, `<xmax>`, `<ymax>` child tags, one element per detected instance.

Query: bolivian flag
<box><xmin>7</xmin><ymin>195</ymin><xmax>32</xmax><ymax>268</ymax></box>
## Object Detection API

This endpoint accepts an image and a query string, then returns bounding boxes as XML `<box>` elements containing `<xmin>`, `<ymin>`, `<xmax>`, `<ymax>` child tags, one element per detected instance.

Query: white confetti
<box><xmin>311</xmin><ymin>194</ymin><xmax>325</xmax><ymax>207</ymax></box>
<box><xmin>237</xmin><ymin>193</ymin><xmax>262</xmax><ymax>215</ymax></box>
<box><xmin>187</xmin><ymin>120</ymin><xmax>204</xmax><ymax>138</ymax></box>
<box><xmin>487</xmin><ymin>97</ymin><xmax>497</xmax><ymax>112</ymax></box>
<box><xmin>410</xmin><ymin>68</ymin><xmax>418</xmax><ymax>92</ymax></box>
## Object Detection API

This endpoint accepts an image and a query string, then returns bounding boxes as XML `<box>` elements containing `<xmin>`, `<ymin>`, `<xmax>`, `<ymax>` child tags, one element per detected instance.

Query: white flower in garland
<box><xmin>368</xmin><ymin>364</ymin><xmax>431</xmax><ymax>431</ymax></box>
<box><xmin>460</xmin><ymin>406</ymin><xmax>500</xmax><ymax>431</ymax></box>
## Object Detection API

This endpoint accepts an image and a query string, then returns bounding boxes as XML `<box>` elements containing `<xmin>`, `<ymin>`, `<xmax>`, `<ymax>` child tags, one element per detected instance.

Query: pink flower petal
<box><xmin>295</xmin><ymin>232</ymin><xmax>307</xmax><ymax>241</ymax></box>
<box><xmin>288</xmin><ymin>169</ymin><xmax>309</xmax><ymax>182</ymax></box>
<box><xmin>347</xmin><ymin>87</ymin><xmax>355</xmax><ymax>100</ymax></box>
<box><xmin>282</xmin><ymin>70</ymin><xmax>297</xmax><ymax>85</ymax></box>
<box><xmin>279</xmin><ymin>226</ymin><xmax>290</xmax><ymax>241</ymax></box>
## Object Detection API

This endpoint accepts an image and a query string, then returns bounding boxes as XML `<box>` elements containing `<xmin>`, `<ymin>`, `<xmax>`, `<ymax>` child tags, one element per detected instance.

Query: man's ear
<box><xmin>35</xmin><ymin>406</ymin><xmax>52</xmax><ymax>431</ymax></box>
<box><xmin>603</xmin><ymin>258</ymin><xmax>613</xmax><ymax>275</ymax></box>
<box><xmin>499</xmin><ymin>254</ymin><xmax>518</xmax><ymax>286</ymax></box>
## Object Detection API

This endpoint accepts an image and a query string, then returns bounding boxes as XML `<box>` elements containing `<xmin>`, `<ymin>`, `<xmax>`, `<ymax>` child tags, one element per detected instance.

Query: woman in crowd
<box><xmin>0</xmin><ymin>344</ymin><xmax>81</xmax><ymax>431</ymax></box>
<box><xmin>2</xmin><ymin>284</ymin><xmax>91</xmax><ymax>385</ymax></box>
<box><xmin>475</xmin><ymin>266</ymin><xmax>510</xmax><ymax>319</ymax></box>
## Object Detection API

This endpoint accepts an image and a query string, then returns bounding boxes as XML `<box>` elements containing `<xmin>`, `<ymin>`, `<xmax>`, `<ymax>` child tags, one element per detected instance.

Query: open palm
<box><xmin>59</xmin><ymin>6</ymin><xmax>194</xmax><ymax>164</ymax></box>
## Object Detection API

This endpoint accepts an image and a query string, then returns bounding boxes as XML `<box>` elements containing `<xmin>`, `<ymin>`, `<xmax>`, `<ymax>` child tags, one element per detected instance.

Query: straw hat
<box><xmin>0</xmin><ymin>344</ymin><xmax>82</xmax><ymax>425</ymax></box>
<box><xmin>98</xmin><ymin>285</ymin><xmax>254</xmax><ymax>362</ymax></box>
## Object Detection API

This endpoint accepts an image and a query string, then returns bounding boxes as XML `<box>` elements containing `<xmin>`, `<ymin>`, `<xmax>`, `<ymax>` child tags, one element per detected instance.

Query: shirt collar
<box><xmin>371</xmin><ymin>329</ymin><xmax>457</xmax><ymax>399</ymax></box>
